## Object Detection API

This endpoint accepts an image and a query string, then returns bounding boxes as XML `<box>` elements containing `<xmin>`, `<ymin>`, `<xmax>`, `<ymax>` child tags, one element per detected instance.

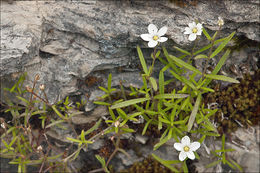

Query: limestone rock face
<box><xmin>1</xmin><ymin>0</ymin><xmax>259</xmax><ymax>103</ymax></box>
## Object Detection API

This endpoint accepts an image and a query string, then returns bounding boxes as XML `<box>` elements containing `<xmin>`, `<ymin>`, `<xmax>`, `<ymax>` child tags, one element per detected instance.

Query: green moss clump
<box><xmin>205</xmin><ymin>70</ymin><xmax>260</xmax><ymax>134</ymax></box>
<box><xmin>119</xmin><ymin>156</ymin><xmax>173</xmax><ymax>173</ymax></box>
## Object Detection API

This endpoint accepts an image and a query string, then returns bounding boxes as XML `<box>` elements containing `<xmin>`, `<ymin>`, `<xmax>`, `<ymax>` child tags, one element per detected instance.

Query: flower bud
<box><xmin>114</xmin><ymin>121</ymin><xmax>120</xmax><ymax>127</ymax></box>
<box><xmin>1</xmin><ymin>123</ymin><xmax>6</xmax><ymax>129</ymax></box>
<box><xmin>26</xmin><ymin>85</ymin><xmax>32</xmax><ymax>92</ymax></box>
<box><xmin>37</xmin><ymin>145</ymin><xmax>42</xmax><ymax>152</ymax></box>
<box><xmin>40</xmin><ymin>84</ymin><xmax>45</xmax><ymax>90</ymax></box>
<box><xmin>218</xmin><ymin>17</ymin><xmax>224</xmax><ymax>27</ymax></box>
<box><xmin>34</xmin><ymin>74</ymin><xmax>40</xmax><ymax>81</ymax></box>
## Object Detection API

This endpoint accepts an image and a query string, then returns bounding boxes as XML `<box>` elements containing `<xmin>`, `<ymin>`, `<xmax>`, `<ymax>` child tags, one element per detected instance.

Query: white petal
<box><xmin>190</xmin><ymin>142</ymin><xmax>200</xmax><ymax>151</ymax></box>
<box><xmin>196</xmin><ymin>29</ymin><xmax>202</xmax><ymax>35</ymax></box>
<box><xmin>188</xmin><ymin>22</ymin><xmax>196</xmax><ymax>29</ymax></box>
<box><xmin>188</xmin><ymin>33</ymin><xmax>197</xmax><ymax>41</ymax></box>
<box><xmin>158</xmin><ymin>37</ymin><xmax>168</xmax><ymax>42</ymax></box>
<box><xmin>179</xmin><ymin>151</ymin><xmax>187</xmax><ymax>161</ymax></box>
<box><xmin>184</xmin><ymin>27</ymin><xmax>192</xmax><ymax>34</ymax></box>
<box><xmin>186</xmin><ymin>151</ymin><xmax>195</xmax><ymax>160</ymax></box>
<box><xmin>148</xmin><ymin>40</ymin><xmax>158</xmax><ymax>48</ymax></box>
<box><xmin>181</xmin><ymin>136</ymin><xmax>190</xmax><ymax>146</ymax></box>
<box><xmin>196</xmin><ymin>23</ymin><xmax>203</xmax><ymax>30</ymax></box>
<box><xmin>140</xmin><ymin>34</ymin><xmax>152</xmax><ymax>41</ymax></box>
<box><xmin>148</xmin><ymin>24</ymin><xmax>158</xmax><ymax>35</ymax></box>
<box><xmin>174</xmin><ymin>143</ymin><xmax>183</xmax><ymax>151</ymax></box>
<box><xmin>157</xmin><ymin>26</ymin><xmax>167</xmax><ymax>36</ymax></box>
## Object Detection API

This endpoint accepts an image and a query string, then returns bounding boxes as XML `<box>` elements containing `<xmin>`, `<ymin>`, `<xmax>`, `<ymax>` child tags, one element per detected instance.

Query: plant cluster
<box><xmin>205</xmin><ymin>69</ymin><xmax>260</xmax><ymax>134</ymax></box>
<box><xmin>0</xmin><ymin>17</ymin><xmax>247</xmax><ymax>173</ymax></box>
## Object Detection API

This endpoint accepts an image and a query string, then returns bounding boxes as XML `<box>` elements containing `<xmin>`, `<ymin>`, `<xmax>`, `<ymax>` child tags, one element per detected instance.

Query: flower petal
<box><xmin>188</xmin><ymin>33</ymin><xmax>197</xmax><ymax>41</ymax></box>
<box><xmin>174</xmin><ymin>143</ymin><xmax>183</xmax><ymax>151</ymax></box>
<box><xmin>181</xmin><ymin>136</ymin><xmax>190</xmax><ymax>146</ymax></box>
<box><xmin>141</xmin><ymin>34</ymin><xmax>152</xmax><ymax>41</ymax></box>
<box><xmin>184</xmin><ymin>27</ymin><xmax>192</xmax><ymax>34</ymax></box>
<box><xmin>157</xmin><ymin>26</ymin><xmax>167</xmax><ymax>36</ymax></box>
<box><xmin>196</xmin><ymin>28</ymin><xmax>202</xmax><ymax>35</ymax></box>
<box><xmin>148</xmin><ymin>40</ymin><xmax>158</xmax><ymax>48</ymax></box>
<box><xmin>148</xmin><ymin>24</ymin><xmax>158</xmax><ymax>35</ymax></box>
<box><xmin>179</xmin><ymin>151</ymin><xmax>187</xmax><ymax>161</ymax></box>
<box><xmin>196</xmin><ymin>23</ymin><xmax>203</xmax><ymax>30</ymax></box>
<box><xmin>158</xmin><ymin>37</ymin><xmax>168</xmax><ymax>42</ymax></box>
<box><xmin>188</xmin><ymin>22</ymin><xmax>196</xmax><ymax>29</ymax></box>
<box><xmin>190</xmin><ymin>142</ymin><xmax>200</xmax><ymax>151</ymax></box>
<box><xmin>186</xmin><ymin>151</ymin><xmax>195</xmax><ymax>160</ymax></box>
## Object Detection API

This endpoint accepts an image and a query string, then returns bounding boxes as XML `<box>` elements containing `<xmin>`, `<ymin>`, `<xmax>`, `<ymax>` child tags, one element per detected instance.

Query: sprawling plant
<box><xmin>0</xmin><ymin>17</ymin><xmax>243</xmax><ymax>173</ymax></box>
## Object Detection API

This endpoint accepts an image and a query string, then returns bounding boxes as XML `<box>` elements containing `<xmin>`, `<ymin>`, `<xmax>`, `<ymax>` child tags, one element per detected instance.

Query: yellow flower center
<box><xmin>153</xmin><ymin>35</ymin><xmax>159</xmax><ymax>41</ymax></box>
<box><xmin>192</xmin><ymin>28</ymin><xmax>198</xmax><ymax>33</ymax></box>
<box><xmin>184</xmin><ymin>146</ymin><xmax>190</xmax><ymax>152</ymax></box>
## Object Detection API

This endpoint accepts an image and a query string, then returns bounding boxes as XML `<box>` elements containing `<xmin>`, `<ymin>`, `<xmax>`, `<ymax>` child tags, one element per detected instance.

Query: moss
<box><xmin>205</xmin><ymin>69</ymin><xmax>260</xmax><ymax>135</ymax></box>
<box><xmin>119</xmin><ymin>155</ymin><xmax>173</xmax><ymax>173</ymax></box>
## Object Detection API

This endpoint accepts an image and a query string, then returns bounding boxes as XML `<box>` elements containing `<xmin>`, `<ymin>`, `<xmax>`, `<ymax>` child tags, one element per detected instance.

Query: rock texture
<box><xmin>1</xmin><ymin>0</ymin><xmax>259</xmax><ymax>103</ymax></box>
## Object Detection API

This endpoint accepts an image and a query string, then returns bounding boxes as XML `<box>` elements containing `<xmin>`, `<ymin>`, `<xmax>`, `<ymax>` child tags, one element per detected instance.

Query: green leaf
<box><xmin>173</xmin><ymin>46</ymin><xmax>191</xmax><ymax>55</ymax></box>
<box><xmin>225</xmin><ymin>160</ymin><xmax>236</xmax><ymax>170</ymax></box>
<box><xmin>98</xmin><ymin>86</ymin><xmax>108</xmax><ymax>93</ymax></box>
<box><xmin>206</xmin><ymin>160</ymin><xmax>222</xmax><ymax>168</ymax></box>
<box><xmin>66</xmin><ymin>137</ymin><xmax>82</xmax><ymax>143</ymax></box>
<box><xmin>182</xmin><ymin>161</ymin><xmax>188</xmax><ymax>173</ymax></box>
<box><xmin>121</xmin><ymin>127</ymin><xmax>135</xmax><ymax>133</ymax></box>
<box><xmin>142</xmin><ymin>119</ymin><xmax>152</xmax><ymax>135</ymax></box>
<box><xmin>187</xmin><ymin>93</ymin><xmax>201</xmax><ymax>131</ymax></box>
<box><xmin>137</xmin><ymin>45</ymin><xmax>148</xmax><ymax>75</ymax></box>
<box><xmin>202</xmin><ymin>28</ymin><xmax>212</xmax><ymax>40</ymax></box>
<box><xmin>205</xmin><ymin>74</ymin><xmax>240</xmax><ymax>83</ymax></box>
<box><xmin>84</xmin><ymin>119</ymin><xmax>102</xmax><ymax>135</ymax></box>
<box><xmin>45</xmin><ymin>120</ymin><xmax>65</xmax><ymax>129</ymax></box>
<box><xmin>169</xmin><ymin>55</ymin><xmax>202</xmax><ymax>75</ymax></box>
<box><xmin>149</xmin><ymin>77</ymin><xmax>158</xmax><ymax>91</ymax></box>
<box><xmin>200</xmin><ymin>87</ymin><xmax>215</xmax><ymax>92</ymax></box>
<box><xmin>154</xmin><ymin>94</ymin><xmax>189</xmax><ymax>99</ymax></box>
<box><xmin>229</xmin><ymin>159</ymin><xmax>243</xmax><ymax>172</ymax></box>
<box><xmin>194</xmin><ymin>37</ymin><xmax>226</xmax><ymax>55</ymax></box>
<box><xmin>93</xmin><ymin>101</ymin><xmax>111</xmax><ymax>106</ymax></box>
<box><xmin>204</xmin><ymin>49</ymin><xmax>231</xmax><ymax>86</ymax></box>
<box><xmin>111</xmin><ymin>97</ymin><xmax>150</xmax><ymax>109</ymax></box>
<box><xmin>51</xmin><ymin>105</ymin><xmax>66</xmax><ymax>119</ymax></box>
<box><xmin>153</xmin><ymin>136</ymin><xmax>169</xmax><ymax>150</ymax></box>
<box><xmin>210</xmin><ymin>31</ymin><xmax>235</xmax><ymax>58</ymax></box>
<box><xmin>194</xmin><ymin>54</ymin><xmax>208</xmax><ymax>59</ymax></box>
<box><xmin>16</xmin><ymin>96</ymin><xmax>30</xmax><ymax>105</ymax></box>
<box><xmin>152</xmin><ymin>154</ymin><xmax>180</xmax><ymax>173</ymax></box>
<box><xmin>159</xmin><ymin>71</ymin><xmax>165</xmax><ymax>94</ymax></box>
<box><xmin>107</xmin><ymin>73</ymin><xmax>112</xmax><ymax>91</ymax></box>
<box><xmin>95</xmin><ymin>155</ymin><xmax>106</xmax><ymax>168</ymax></box>
<box><xmin>198</xmin><ymin>135</ymin><xmax>206</xmax><ymax>144</ymax></box>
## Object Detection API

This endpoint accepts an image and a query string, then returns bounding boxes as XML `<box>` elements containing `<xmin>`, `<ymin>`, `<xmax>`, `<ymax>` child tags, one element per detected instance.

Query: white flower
<box><xmin>1</xmin><ymin>123</ymin><xmax>6</xmax><ymax>129</ymax></box>
<box><xmin>174</xmin><ymin>136</ymin><xmax>200</xmax><ymax>161</ymax></box>
<box><xmin>140</xmin><ymin>24</ymin><xmax>168</xmax><ymax>48</ymax></box>
<box><xmin>114</xmin><ymin>121</ymin><xmax>120</xmax><ymax>127</ymax></box>
<box><xmin>184</xmin><ymin>22</ymin><xmax>203</xmax><ymax>41</ymax></box>
<box><xmin>218</xmin><ymin>17</ymin><xmax>224</xmax><ymax>27</ymax></box>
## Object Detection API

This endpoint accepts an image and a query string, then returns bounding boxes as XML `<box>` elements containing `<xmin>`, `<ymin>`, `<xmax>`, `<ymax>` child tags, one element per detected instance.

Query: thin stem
<box><xmin>202</xmin><ymin>27</ymin><xmax>222</xmax><ymax>79</ymax></box>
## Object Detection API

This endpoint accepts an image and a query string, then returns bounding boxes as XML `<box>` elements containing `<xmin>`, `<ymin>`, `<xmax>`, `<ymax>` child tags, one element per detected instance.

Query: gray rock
<box><xmin>1</xmin><ymin>0</ymin><xmax>259</xmax><ymax>105</ymax></box>
<box><xmin>71</xmin><ymin>106</ymin><xmax>109</xmax><ymax>124</ymax></box>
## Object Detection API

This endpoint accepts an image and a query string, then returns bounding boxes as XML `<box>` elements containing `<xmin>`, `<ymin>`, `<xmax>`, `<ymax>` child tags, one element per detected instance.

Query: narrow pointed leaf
<box><xmin>169</xmin><ymin>55</ymin><xmax>202</xmax><ymax>75</ymax></box>
<box><xmin>194</xmin><ymin>54</ymin><xmax>208</xmax><ymax>59</ymax></box>
<box><xmin>187</xmin><ymin>93</ymin><xmax>201</xmax><ymax>131</ymax></box>
<box><xmin>111</xmin><ymin>97</ymin><xmax>150</xmax><ymax>109</ymax></box>
<box><xmin>173</xmin><ymin>46</ymin><xmax>191</xmax><ymax>55</ymax></box>
<box><xmin>210</xmin><ymin>31</ymin><xmax>235</xmax><ymax>58</ymax></box>
<box><xmin>149</xmin><ymin>77</ymin><xmax>158</xmax><ymax>91</ymax></box>
<box><xmin>205</xmin><ymin>74</ymin><xmax>240</xmax><ymax>83</ymax></box>
<box><xmin>137</xmin><ymin>46</ymin><xmax>148</xmax><ymax>75</ymax></box>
